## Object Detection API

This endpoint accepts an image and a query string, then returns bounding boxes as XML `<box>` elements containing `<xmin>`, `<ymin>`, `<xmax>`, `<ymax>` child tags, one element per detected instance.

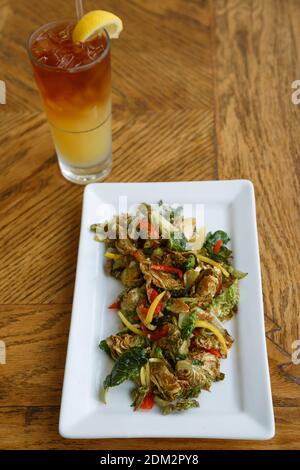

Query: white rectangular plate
<box><xmin>59</xmin><ymin>180</ymin><xmax>275</xmax><ymax>440</ymax></box>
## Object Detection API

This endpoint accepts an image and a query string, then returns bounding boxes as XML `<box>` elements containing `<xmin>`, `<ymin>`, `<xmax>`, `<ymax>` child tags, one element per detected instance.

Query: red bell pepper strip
<box><xmin>213</xmin><ymin>239</ymin><xmax>223</xmax><ymax>253</ymax></box>
<box><xmin>140</xmin><ymin>390</ymin><xmax>155</xmax><ymax>410</ymax></box>
<box><xmin>150</xmin><ymin>264</ymin><xmax>183</xmax><ymax>280</ymax></box>
<box><xmin>150</xmin><ymin>324</ymin><xmax>169</xmax><ymax>341</ymax></box>
<box><xmin>147</xmin><ymin>287</ymin><xmax>158</xmax><ymax>302</ymax></box>
<box><xmin>137</xmin><ymin>219</ymin><xmax>159</xmax><ymax>239</ymax></box>
<box><xmin>140</xmin><ymin>323</ymin><xmax>149</xmax><ymax>333</ymax></box>
<box><xmin>138</xmin><ymin>304</ymin><xmax>160</xmax><ymax>317</ymax></box>
<box><xmin>133</xmin><ymin>250</ymin><xmax>144</xmax><ymax>262</ymax></box>
<box><xmin>138</xmin><ymin>306</ymin><xmax>150</xmax><ymax>316</ymax></box>
<box><xmin>108</xmin><ymin>299</ymin><xmax>121</xmax><ymax>309</ymax></box>
<box><xmin>204</xmin><ymin>347</ymin><xmax>222</xmax><ymax>358</ymax></box>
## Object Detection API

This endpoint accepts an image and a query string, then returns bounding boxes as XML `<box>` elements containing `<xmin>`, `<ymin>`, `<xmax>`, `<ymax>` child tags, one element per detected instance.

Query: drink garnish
<box><xmin>72</xmin><ymin>10</ymin><xmax>123</xmax><ymax>43</ymax></box>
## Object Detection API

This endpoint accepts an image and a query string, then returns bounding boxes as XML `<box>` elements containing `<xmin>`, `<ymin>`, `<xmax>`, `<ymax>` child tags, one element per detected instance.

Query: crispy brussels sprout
<box><xmin>166</xmin><ymin>298</ymin><xmax>190</xmax><ymax>314</ymax></box>
<box><xmin>195</xmin><ymin>271</ymin><xmax>219</xmax><ymax>303</ymax></box>
<box><xmin>115</xmin><ymin>239</ymin><xmax>137</xmax><ymax>255</ymax></box>
<box><xmin>140</xmin><ymin>263</ymin><xmax>184</xmax><ymax>292</ymax></box>
<box><xmin>154</xmin><ymin>396</ymin><xmax>199</xmax><ymax>415</ymax></box>
<box><xmin>156</xmin><ymin>323</ymin><xmax>181</xmax><ymax>362</ymax></box>
<box><xmin>150</xmin><ymin>361</ymin><xmax>183</xmax><ymax>401</ymax></box>
<box><xmin>120</xmin><ymin>263</ymin><xmax>143</xmax><ymax>287</ymax></box>
<box><xmin>191</xmin><ymin>334</ymin><xmax>221</xmax><ymax>355</ymax></box>
<box><xmin>112</xmin><ymin>257</ymin><xmax>127</xmax><ymax>271</ymax></box>
<box><xmin>199</xmin><ymin>352</ymin><xmax>224</xmax><ymax>382</ymax></box>
<box><xmin>105</xmin><ymin>334</ymin><xmax>148</xmax><ymax>360</ymax></box>
<box><xmin>184</xmin><ymin>269</ymin><xmax>200</xmax><ymax>291</ymax></box>
<box><xmin>120</xmin><ymin>287</ymin><xmax>145</xmax><ymax>319</ymax></box>
<box><xmin>176</xmin><ymin>359</ymin><xmax>206</xmax><ymax>387</ymax></box>
<box><xmin>175</xmin><ymin>339</ymin><xmax>190</xmax><ymax>361</ymax></box>
<box><xmin>211</xmin><ymin>280</ymin><xmax>240</xmax><ymax>321</ymax></box>
<box><xmin>176</xmin><ymin>355</ymin><xmax>223</xmax><ymax>390</ymax></box>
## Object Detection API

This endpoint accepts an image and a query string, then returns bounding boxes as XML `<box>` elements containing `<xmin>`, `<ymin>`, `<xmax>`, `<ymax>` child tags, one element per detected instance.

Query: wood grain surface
<box><xmin>0</xmin><ymin>0</ymin><xmax>299</xmax><ymax>450</ymax></box>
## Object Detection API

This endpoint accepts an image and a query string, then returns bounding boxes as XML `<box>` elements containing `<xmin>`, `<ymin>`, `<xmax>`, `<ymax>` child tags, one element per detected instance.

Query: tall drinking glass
<box><xmin>27</xmin><ymin>20</ymin><xmax>112</xmax><ymax>184</ymax></box>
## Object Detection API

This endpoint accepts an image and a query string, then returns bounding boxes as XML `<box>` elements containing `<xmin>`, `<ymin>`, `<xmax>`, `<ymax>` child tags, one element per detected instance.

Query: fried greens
<box><xmin>93</xmin><ymin>203</ymin><xmax>247</xmax><ymax>414</ymax></box>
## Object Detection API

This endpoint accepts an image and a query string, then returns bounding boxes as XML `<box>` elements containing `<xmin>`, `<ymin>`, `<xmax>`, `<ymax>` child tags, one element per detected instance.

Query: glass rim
<box><xmin>26</xmin><ymin>18</ymin><xmax>111</xmax><ymax>73</ymax></box>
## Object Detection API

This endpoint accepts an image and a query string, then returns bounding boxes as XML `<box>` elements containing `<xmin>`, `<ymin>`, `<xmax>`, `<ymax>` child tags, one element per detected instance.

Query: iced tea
<box><xmin>28</xmin><ymin>20</ymin><xmax>112</xmax><ymax>183</ymax></box>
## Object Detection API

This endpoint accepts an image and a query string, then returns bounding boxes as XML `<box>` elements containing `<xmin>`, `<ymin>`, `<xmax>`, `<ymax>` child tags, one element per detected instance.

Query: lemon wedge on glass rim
<box><xmin>72</xmin><ymin>10</ymin><xmax>123</xmax><ymax>43</ymax></box>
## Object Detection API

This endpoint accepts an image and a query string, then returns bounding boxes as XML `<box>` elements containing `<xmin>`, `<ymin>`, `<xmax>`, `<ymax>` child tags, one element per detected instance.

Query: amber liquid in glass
<box><xmin>29</xmin><ymin>21</ymin><xmax>112</xmax><ymax>183</ymax></box>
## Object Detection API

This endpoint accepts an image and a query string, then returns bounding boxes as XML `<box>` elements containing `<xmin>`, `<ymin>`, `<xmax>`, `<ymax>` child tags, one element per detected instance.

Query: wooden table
<box><xmin>0</xmin><ymin>0</ymin><xmax>299</xmax><ymax>450</ymax></box>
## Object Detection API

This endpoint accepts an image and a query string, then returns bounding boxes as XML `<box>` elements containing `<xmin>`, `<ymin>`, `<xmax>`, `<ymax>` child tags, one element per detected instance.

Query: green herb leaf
<box><xmin>179</xmin><ymin>310</ymin><xmax>197</xmax><ymax>340</ymax></box>
<box><xmin>203</xmin><ymin>230</ymin><xmax>232</xmax><ymax>263</ymax></box>
<box><xmin>182</xmin><ymin>255</ymin><xmax>196</xmax><ymax>271</ymax></box>
<box><xmin>205</xmin><ymin>230</ymin><xmax>230</xmax><ymax>245</ymax></box>
<box><xmin>167</xmin><ymin>232</ymin><xmax>187</xmax><ymax>252</ymax></box>
<box><xmin>99</xmin><ymin>339</ymin><xmax>110</xmax><ymax>355</ymax></box>
<box><xmin>103</xmin><ymin>347</ymin><xmax>148</xmax><ymax>390</ymax></box>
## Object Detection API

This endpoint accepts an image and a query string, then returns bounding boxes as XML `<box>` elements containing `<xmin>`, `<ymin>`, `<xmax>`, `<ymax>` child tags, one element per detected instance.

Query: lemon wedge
<box><xmin>72</xmin><ymin>10</ymin><xmax>123</xmax><ymax>43</ymax></box>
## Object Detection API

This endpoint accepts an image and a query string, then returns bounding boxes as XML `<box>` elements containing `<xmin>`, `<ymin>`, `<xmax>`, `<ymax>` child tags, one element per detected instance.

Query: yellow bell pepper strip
<box><xmin>197</xmin><ymin>255</ymin><xmax>229</xmax><ymax>278</ymax></box>
<box><xmin>145</xmin><ymin>361</ymin><xmax>151</xmax><ymax>387</ymax></box>
<box><xmin>147</xmin><ymin>287</ymin><xmax>163</xmax><ymax>313</ymax></box>
<box><xmin>118</xmin><ymin>310</ymin><xmax>144</xmax><ymax>336</ymax></box>
<box><xmin>105</xmin><ymin>252</ymin><xmax>122</xmax><ymax>260</ymax></box>
<box><xmin>140</xmin><ymin>366</ymin><xmax>146</xmax><ymax>386</ymax></box>
<box><xmin>100</xmin><ymin>387</ymin><xmax>108</xmax><ymax>404</ymax></box>
<box><xmin>140</xmin><ymin>321</ymin><xmax>157</xmax><ymax>332</ymax></box>
<box><xmin>144</xmin><ymin>291</ymin><xmax>166</xmax><ymax>325</ymax></box>
<box><xmin>194</xmin><ymin>320</ymin><xmax>228</xmax><ymax>356</ymax></box>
